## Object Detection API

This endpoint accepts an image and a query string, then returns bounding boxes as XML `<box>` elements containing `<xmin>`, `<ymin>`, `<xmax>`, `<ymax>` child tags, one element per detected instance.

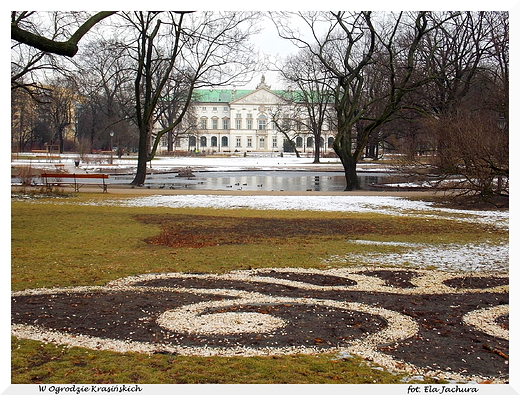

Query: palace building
<box><xmin>160</xmin><ymin>76</ymin><xmax>336</xmax><ymax>156</ymax></box>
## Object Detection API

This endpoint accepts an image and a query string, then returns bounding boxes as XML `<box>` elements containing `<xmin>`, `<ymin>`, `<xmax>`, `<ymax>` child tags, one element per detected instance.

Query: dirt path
<box><xmin>22</xmin><ymin>184</ymin><xmax>439</xmax><ymax>198</ymax></box>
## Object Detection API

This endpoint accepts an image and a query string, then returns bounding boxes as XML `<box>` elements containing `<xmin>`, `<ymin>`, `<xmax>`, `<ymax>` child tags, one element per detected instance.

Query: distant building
<box><xmin>158</xmin><ymin>76</ymin><xmax>337</xmax><ymax>156</ymax></box>
<box><xmin>11</xmin><ymin>85</ymin><xmax>83</xmax><ymax>153</ymax></box>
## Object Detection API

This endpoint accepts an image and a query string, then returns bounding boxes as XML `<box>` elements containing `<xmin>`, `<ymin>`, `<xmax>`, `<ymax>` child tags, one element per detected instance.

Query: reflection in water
<box><xmin>109</xmin><ymin>171</ymin><xmax>391</xmax><ymax>192</ymax></box>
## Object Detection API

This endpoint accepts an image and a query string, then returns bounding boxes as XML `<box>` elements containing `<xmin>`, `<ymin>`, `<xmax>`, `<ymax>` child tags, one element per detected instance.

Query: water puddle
<box><xmin>110</xmin><ymin>171</ymin><xmax>391</xmax><ymax>191</ymax></box>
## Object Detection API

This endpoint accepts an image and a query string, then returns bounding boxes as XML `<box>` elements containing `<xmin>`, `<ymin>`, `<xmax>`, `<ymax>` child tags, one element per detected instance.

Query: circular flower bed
<box><xmin>11</xmin><ymin>267</ymin><xmax>508</xmax><ymax>383</ymax></box>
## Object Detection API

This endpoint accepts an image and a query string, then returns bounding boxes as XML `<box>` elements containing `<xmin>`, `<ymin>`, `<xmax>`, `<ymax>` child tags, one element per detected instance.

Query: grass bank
<box><xmin>11</xmin><ymin>193</ymin><xmax>507</xmax><ymax>384</ymax></box>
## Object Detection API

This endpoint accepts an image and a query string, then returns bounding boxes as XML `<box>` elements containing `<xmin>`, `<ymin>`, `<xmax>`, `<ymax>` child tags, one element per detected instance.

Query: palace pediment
<box><xmin>231</xmin><ymin>88</ymin><xmax>287</xmax><ymax>105</ymax></box>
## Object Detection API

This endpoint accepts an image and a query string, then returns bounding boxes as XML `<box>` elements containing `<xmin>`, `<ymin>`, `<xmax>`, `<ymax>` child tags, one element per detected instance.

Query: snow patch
<box><xmin>331</xmin><ymin>241</ymin><xmax>509</xmax><ymax>274</ymax></box>
<box><xmin>93</xmin><ymin>194</ymin><xmax>508</xmax><ymax>230</ymax></box>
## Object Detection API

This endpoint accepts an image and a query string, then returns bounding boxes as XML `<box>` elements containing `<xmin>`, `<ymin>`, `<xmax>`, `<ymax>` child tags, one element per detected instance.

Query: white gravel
<box><xmin>462</xmin><ymin>305</ymin><xmax>509</xmax><ymax>340</ymax></box>
<box><xmin>11</xmin><ymin>267</ymin><xmax>509</xmax><ymax>384</ymax></box>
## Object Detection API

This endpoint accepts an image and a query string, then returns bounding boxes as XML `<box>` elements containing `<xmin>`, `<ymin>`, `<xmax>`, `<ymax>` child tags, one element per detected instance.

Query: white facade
<box><xmin>160</xmin><ymin>77</ymin><xmax>336</xmax><ymax>156</ymax></box>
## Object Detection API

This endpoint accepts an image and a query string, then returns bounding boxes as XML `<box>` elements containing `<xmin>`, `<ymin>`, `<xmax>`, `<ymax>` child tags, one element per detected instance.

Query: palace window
<box><xmin>236</xmin><ymin>119</ymin><xmax>242</xmax><ymax>130</ymax></box>
<box><xmin>222</xmin><ymin>136</ymin><xmax>229</xmax><ymax>147</ymax></box>
<box><xmin>258</xmin><ymin>114</ymin><xmax>267</xmax><ymax>130</ymax></box>
<box><xmin>211</xmin><ymin>136</ymin><xmax>218</xmax><ymax>147</ymax></box>
<box><xmin>212</xmin><ymin>118</ymin><xmax>218</xmax><ymax>129</ymax></box>
<box><xmin>200</xmin><ymin>136</ymin><xmax>207</xmax><ymax>147</ymax></box>
<box><xmin>236</xmin><ymin>137</ymin><xmax>242</xmax><ymax>147</ymax></box>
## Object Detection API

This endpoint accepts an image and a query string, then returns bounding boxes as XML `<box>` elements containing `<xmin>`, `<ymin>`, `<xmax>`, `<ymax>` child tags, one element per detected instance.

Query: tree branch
<box><xmin>11</xmin><ymin>11</ymin><xmax>117</xmax><ymax>57</ymax></box>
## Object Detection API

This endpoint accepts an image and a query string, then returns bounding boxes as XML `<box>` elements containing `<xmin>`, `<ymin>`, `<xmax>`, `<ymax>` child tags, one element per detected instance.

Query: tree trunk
<box><xmin>57</xmin><ymin>129</ymin><xmax>64</xmax><ymax>153</ymax></box>
<box><xmin>280</xmin><ymin>133</ymin><xmax>300</xmax><ymax>158</ymax></box>
<box><xmin>334</xmin><ymin>132</ymin><xmax>361</xmax><ymax>190</ymax></box>
<box><xmin>333</xmin><ymin>120</ymin><xmax>362</xmax><ymax>190</ymax></box>
<box><xmin>339</xmin><ymin>154</ymin><xmax>360</xmax><ymax>191</ymax></box>
<box><xmin>293</xmin><ymin>143</ymin><xmax>300</xmax><ymax>158</ymax></box>
<box><xmin>288</xmin><ymin>140</ymin><xmax>300</xmax><ymax>157</ymax></box>
<box><xmin>313</xmin><ymin>140</ymin><xmax>320</xmax><ymax>163</ymax></box>
<box><xmin>131</xmin><ymin>128</ymin><xmax>149</xmax><ymax>185</ymax></box>
<box><xmin>167</xmin><ymin>130</ymin><xmax>173</xmax><ymax>152</ymax></box>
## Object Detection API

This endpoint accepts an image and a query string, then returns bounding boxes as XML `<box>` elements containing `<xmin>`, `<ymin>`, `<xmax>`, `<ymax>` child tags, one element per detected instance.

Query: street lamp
<box><xmin>496</xmin><ymin>116</ymin><xmax>507</xmax><ymax>194</ymax></box>
<box><xmin>109</xmin><ymin>131</ymin><xmax>114</xmax><ymax>165</ymax></box>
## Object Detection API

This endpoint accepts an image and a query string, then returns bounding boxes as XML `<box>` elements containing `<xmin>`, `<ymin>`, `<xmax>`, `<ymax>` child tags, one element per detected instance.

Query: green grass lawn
<box><xmin>10</xmin><ymin>193</ymin><xmax>507</xmax><ymax>384</ymax></box>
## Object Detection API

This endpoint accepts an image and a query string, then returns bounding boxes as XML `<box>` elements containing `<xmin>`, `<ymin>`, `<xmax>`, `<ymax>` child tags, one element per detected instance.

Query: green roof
<box><xmin>193</xmin><ymin>89</ymin><xmax>251</xmax><ymax>103</ymax></box>
<box><xmin>193</xmin><ymin>89</ymin><xmax>295</xmax><ymax>103</ymax></box>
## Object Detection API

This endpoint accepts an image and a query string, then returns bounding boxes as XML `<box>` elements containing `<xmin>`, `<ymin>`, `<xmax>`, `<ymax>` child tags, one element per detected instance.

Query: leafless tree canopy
<box><xmin>115</xmin><ymin>11</ymin><xmax>260</xmax><ymax>184</ymax></box>
<box><xmin>270</xmin><ymin>11</ymin><xmax>508</xmax><ymax>196</ymax></box>
<box><xmin>11</xmin><ymin>11</ymin><xmax>508</xmax><ymax>197</ymax></box>
<box><xmin>278</xmin><ymin>47</ymin><xmax>335</xmax><ymax>163</ymax></box>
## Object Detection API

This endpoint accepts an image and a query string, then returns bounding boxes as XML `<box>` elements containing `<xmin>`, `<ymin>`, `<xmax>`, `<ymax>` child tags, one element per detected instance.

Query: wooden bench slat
<box><xmin>41</xmin><ymin>173</ymin><xmax>109</xmax><ymax>179</ymax></box>
<box><xmin>74</xmin><ymin>173</ymin><xmax>109</xmax><ymax>179</ymax></box>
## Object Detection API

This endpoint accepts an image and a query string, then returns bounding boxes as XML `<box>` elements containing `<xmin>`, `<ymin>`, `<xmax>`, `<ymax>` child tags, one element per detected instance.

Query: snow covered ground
<box><xmin>82</xmin><ymin>193</ymin><xmax>509</xmax><ymax>274</ymax></box>
<box><xmin>329</xmin><ymin>240</ymin><xmax>509</xmax><ymax>273</ymax></box>
<box><xmin>96</xmin><ymin>193</ymin><xmax>507</xmax><ymax>227</ymax></box>
<box><xmin>13</xmin><ymin>154</ymin><xmax>510</xmax><ymax>274</ymax></box>
<box><xmin>12</xmin><ymin>152</ymin><xmax>381</xmax><ymax>173</ymax></box>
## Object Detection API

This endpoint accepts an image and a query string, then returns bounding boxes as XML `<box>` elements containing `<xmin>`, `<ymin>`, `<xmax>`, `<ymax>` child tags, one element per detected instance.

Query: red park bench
<box><xmin>41</xmin><ymin>173</ymin><xmax>109</xmax><ymax>193</ymax></box>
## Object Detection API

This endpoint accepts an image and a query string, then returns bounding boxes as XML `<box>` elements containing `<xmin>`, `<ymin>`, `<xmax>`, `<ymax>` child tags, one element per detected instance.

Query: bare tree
<box><xmin>155</xmin><ymin>77</ymin><xmax>198</xmax><ymax>153</ymax></box>
<box><xmin>121</xmin><ymin>11</ymin><xmax>259</xmax><ymax>185</ymax></box>
<box><xmin>278</xmin><ymin>48</ymin><xmax>334</xmax><ymax>163</ymax></box>
<box><xmin>426</xmin><ymin>108</ymin><xmax>508</xmax><ymax>201</ymax></box>
<box><xmin>36</xmin><ymin>77</ymin><xmax>80</xmax><ymax>152</ymax></box>
<box><xmin>415</xmin><ymin>12</ymin><xmax>497</xmax><ymax>116</ymax></box>
<box><xmin>74</xmin><ymin>39</ymin><xmax>135</xmax><ymax>151</ymax></box>
<box><xmin>271</xmin><ymin>11</ymin><xmax>457</xmax><ymax>190</ymax></box>
<box><xmin>399</xmin><ymin>12</ymin><xmax>509</xmax><ymax>201</ymax></box>
<box><xmin>269</xmin><ymin>101</ymin><xmax>303</xmax><ymax>158</ymax></box>
<box><xmin>485</xmin><ymin>11</ymin><xmax>508</xmax><ymax>122</ymax></box>
<box><xmin>11</xmin><ymin>42</ymin><xmax>55</xmax><ymax>96</ymax></box>
<box><xmin>11</xmin><ymin>11</ymin><xmax>118</xmax><ymax>101</ymax></box>
<box><xmin>11</xmin><ymin>88</ymin><xmax>38</xmax><ymax>152</ymax></box>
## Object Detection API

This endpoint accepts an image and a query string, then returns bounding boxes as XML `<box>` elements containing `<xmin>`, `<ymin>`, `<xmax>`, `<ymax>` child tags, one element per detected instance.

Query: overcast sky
<box><xmin>241</xmin><ymin>6</ymin><xmax>518</xmax><ymax>91</ymax></box>
<box><xmin>238</xmin><ymin>14</ymin><xmax>300</xmax><ymax>90</ymax></box>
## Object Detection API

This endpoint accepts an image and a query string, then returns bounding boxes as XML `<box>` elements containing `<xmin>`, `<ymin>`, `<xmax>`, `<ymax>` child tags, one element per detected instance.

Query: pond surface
<box><xmin>110</xmin><ymin>170</ymin><xmax>394</xmax><ymax>191</ymax></box>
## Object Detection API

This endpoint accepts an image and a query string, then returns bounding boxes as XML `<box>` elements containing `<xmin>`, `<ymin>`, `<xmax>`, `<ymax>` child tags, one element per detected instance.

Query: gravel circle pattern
<box><xmin>11</xmin><ymin>267</ymin><xmax>508</xmax><ymax>383</ymax></box>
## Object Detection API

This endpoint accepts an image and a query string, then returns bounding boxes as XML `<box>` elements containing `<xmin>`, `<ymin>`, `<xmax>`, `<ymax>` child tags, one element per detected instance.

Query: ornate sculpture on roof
<box><xmin>256</xmin><ymin>75</ymin><xmax>271</xmax><ymax>90</ymax></box>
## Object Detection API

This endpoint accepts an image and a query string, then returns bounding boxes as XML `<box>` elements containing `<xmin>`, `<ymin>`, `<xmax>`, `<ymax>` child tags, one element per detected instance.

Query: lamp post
<box><xmin>496</xmin><ymin>116</ymin><xmax>507</xmax><ymax>194</ymax></box>
<box><xmin>497</xmin><ymin>116</ymin><xmax>507</xmax><ymax>130</ymax></box>
<box><xmin>109</xmin><ymin>131</ymin><xmax>114</xmax><ymax>165</ymax></box>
